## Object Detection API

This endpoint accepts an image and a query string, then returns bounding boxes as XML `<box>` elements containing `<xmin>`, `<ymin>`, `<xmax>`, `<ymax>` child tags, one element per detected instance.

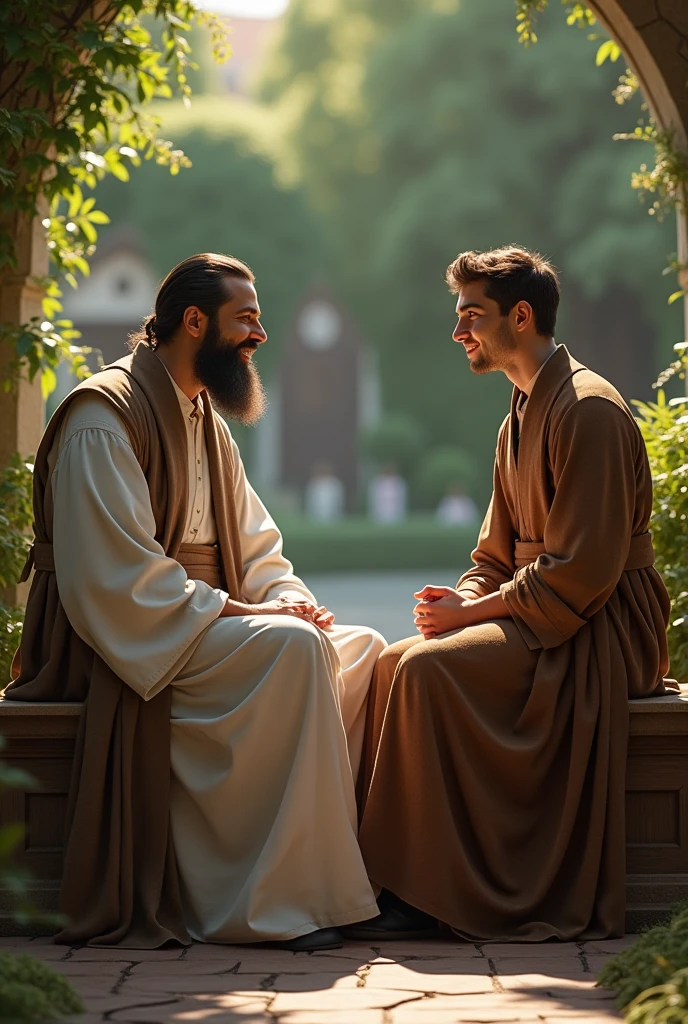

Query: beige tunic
<box><xmin>51</xmin><ymin>391</ymin><xmax>384</xmax><ymax>943</ymax></box>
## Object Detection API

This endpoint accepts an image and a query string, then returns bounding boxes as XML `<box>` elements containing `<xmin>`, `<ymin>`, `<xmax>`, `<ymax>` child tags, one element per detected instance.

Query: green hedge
<box><xmin>278</xmin><ymin>514</ymin><xmax>477</xmax><ymax>574</ymax></box>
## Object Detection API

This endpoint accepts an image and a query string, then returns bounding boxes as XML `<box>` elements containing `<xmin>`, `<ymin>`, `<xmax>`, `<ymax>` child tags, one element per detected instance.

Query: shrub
<box><xmin>361</xmin><ymin>414</ymin><xmax>426</xmax><ymax>478</ymax></box>
<box><xmin>634</xmin><ymin>379</ymin><xmax>688</xmax><ymax>682</ymax></box>
<box><xmin>625</xmin><ymin>966</ymin><xmax>688</xmax><ymax>1024</ymax></box>
<box><xmin>0</xmin><ymin>455</ymin><xmax>33</xmax><ymax>687</ymax></box>
<box><xmin>0</xmin><ymin>953</ymin><xmax>84</xmax><ymax>1022</ymax></box>
<box><xmin>597</xmin><ymin>903</ymin><xmax>688</xmax><ymax>1010</ymax></box>
<box><xmin>414</xmin><ymin>446</ymin><xmax>477</xmax><ymax>509</ymax></box>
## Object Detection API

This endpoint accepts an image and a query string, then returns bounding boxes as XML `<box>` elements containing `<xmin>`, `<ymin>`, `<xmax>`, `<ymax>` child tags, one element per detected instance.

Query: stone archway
<box><xmin>588</xmin><ymin>1</ymin><xmax>688</xmax><ymax>319</ymax></box>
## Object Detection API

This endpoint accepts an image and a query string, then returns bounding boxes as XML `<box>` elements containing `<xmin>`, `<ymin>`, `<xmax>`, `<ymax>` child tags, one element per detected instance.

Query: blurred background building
<box><xmin>52</xmin><ymin>0</ymin><xmax>685</xmax><ymax>630</ymax></box>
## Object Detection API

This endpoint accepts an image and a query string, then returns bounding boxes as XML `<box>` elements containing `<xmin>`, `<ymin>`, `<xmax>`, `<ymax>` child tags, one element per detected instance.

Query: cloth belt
<box><xmin>19</xmin><ymin>540</ymin><xmax>223</xmax><ymax>589</ymax></box>
<box><xmin>513</xmin><ymin>531</ymin><xmax>655</xmax><ymax>571</ymax></box>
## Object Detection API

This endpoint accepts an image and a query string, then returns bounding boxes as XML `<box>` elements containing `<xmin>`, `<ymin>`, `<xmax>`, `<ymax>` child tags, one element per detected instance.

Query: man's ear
<box><xmin>514</xmin><ymin>300</ymin><xmax>534</xmax><ymax>333</ymax></box>
<box><xmin>183</xmin><ymin>306</ymin><xmax>203</xmax><ymax>338</ymax></box>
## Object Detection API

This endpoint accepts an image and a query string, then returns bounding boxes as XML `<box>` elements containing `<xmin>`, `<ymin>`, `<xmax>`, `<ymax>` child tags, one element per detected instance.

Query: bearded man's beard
<box><xmin>470</xmin><ymin>319</ymin><xmax>518</xmax><ymax>375</ymax></box>
<box><xmin>194</xmin><ymin>315</ymin><xmax>267</xmax><ymax>425</ymax></box>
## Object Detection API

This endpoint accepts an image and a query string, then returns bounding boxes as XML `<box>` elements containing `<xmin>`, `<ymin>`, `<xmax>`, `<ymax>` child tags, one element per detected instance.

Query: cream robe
<box><xmin>50</xmin><ymin>391</ymin><xmax>384</xmax><ymax>943</ymax></box>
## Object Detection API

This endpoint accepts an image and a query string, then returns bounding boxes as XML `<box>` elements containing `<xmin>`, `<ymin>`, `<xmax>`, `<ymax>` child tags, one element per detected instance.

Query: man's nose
<box><xmin>252</xmin><ymin>323</ymin><xmax>268</xmax><ymax>344</ymax></box>
<box><xmin>453</xmin><ymin>320</ymin><xmax>471</xmax><ymax>343</ymax></box>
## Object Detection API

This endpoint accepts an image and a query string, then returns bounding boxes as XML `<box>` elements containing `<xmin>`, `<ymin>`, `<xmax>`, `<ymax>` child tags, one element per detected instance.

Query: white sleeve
<box><xmin>52</xmin><ymin>400</ymin><xmax>227</xmax><ymax>700</ymax></box>
<box><xmin>228</xmin><ymin>432</ymin><xmax>317</xmax><ymax>605</ymax></box>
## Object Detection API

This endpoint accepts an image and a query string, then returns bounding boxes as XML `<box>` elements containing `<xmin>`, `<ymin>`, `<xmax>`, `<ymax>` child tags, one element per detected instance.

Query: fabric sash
<box><xmin>20</xmin><ymin>541</ymin><xmax>222</xmax><ymax>590</ymax></box>
<box><xmin>514</xmin><ymin>531</ymin><xmax>655</xmax><ymax>571</ymax></box>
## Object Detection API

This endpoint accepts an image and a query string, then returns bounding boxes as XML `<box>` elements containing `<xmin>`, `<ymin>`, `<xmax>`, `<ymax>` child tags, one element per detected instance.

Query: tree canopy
<box><xmin>263</xmin><ymin>0</ymin><xmax>683</xmax><ymax>501</ymax></box>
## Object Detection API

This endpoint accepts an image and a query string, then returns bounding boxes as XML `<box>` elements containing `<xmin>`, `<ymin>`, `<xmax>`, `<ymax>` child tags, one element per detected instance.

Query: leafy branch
<box><xmin>0</xmin><ymin>0</ymin><xmax>231</xmax><ymax>394</ymax></box>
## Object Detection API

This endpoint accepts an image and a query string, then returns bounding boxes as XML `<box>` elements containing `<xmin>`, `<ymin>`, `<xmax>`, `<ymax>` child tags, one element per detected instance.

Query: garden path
<box><xmin>6</xmin><ymin>934</ymin><xmax>627</xmax><ymax>1023</ymax></box>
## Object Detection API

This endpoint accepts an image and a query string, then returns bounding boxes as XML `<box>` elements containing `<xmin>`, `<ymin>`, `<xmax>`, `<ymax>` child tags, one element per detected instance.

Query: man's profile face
<box><xmin>193</xmin><ymin>277</ymin><xmax>268</xmax><ymax>424</ymax></box>
<box><xmin>452</xmin><ymin>279</ymin><xmax>518</xmax><ymax>375</ymax></box>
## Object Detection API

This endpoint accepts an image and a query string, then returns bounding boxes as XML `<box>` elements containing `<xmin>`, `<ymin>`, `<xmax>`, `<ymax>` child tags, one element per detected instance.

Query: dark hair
<box><xmin>131</xmin><ymin>252</ymin><xmax>255</xmax><ymax>350</ymax></box>
<box><xmin>446</xmin><ymin>246</ymin><xmax>560</xmax><ymax>337</ymax></box>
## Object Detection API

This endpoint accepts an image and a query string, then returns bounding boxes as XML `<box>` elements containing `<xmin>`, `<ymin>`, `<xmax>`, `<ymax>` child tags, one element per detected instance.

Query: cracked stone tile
<box><xmin>269</xmin><ymin>1012</ymin><xmax>384</xmax><ymax>1023</ymax></box>
<box><xmin>390</xmin><ymin>993</ymin><xmax>620</xmax><ymax>1022</ymax></box>
<box><xmin>489</xmin><ymin>959</ymin><xmax>590</xmax><ymax>978</ymax></box>
<box><xmin>497</xmin><ymin>973</ymin><xmax>616</xmax><ymax>996</ymax></box>
<box><xmin>269</xmin><ymin>985</ymin><xmax>427</xmax><ymax>1012</ymax></box>
<box><xmin>123</xmin><ymin>974</ymin><xmax>279</xmax><ymax>995</ymax></box>
<box><xmin>234</xmin><ymin>952</ymin><xmax>370</xmax><ymax>973</ymax></box>
<box><xmin>128</xmin><ymin>960</ymin><xmax>240</xmax><ymax>977</ymax></box>
<box><xmin>66</xmin><ymin>946</ymin><xmax>187</xmax><ymax>961</ymax></box>
<box><xmin>262</xmin><ymin>972</ymin><xmax>360</xmax><ymax>992</ymax></box>
<box><xmin>583</xmin><ymin>937</ymin><xmax>638</xmax><ymax>955</ymax></box>
<box><xmin>365</xmin><ymin>964</ymin><xmax>493</xmax><ymax>994</ymax></box>
<box><xmin>40</xmin><ymin>961</ymin><xmax>123</xmax><ymax>981</ymax></box>
<box><xmin>109</xmin><ymin>993</ymin><xmax>271</xmax><ymax>1022</ymax></box>
<box><xmin>481</xmin><ymin>943</ymin><xmax>586</xmax><ymax>959</ymax></box>
<box><xmin>76</xmin><ymin>992</ymin><xmax>185</xmax><ymax>1015</ymax></box>
<box><xmin>370</xmin><ymin>940</ymin><xmax>476</xmax><ymax>959</ymax></box>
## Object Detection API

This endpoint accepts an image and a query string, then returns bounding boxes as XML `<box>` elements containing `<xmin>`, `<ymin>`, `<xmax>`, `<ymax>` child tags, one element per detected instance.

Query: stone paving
<box><xmin>5</xmin><ymin>934</ymin><xmax>630</xmax><ymax>1022</ymax></box>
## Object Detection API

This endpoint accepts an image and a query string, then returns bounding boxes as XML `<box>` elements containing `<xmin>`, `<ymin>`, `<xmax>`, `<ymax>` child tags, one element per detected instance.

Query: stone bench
<box><xmin>0</xmin><ymin>688</ymin><xmax>687</xmax><ymax>935</ymax></box>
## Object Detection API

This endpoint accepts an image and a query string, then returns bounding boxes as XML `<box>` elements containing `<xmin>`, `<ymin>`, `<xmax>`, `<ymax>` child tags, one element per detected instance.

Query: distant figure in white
<box><xmin>436</xmin><ymin>485</ymin><xmax>479</xmax><ymax>526</ymax></box>
<box><xmin>368</xmin><ymin>464</ymin><xmax>407</xmax><ymax>524</ymax></box>
<box><xmin>305</xmin><ymin>460</ymin><xmax>345</xmax><ymax>522</ymax></box>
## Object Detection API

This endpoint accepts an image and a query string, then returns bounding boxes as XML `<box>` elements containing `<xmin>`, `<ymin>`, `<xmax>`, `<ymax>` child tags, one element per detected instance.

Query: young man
<box><xmin>6</xmin><ymin>253</ymin><xmax>385</xmax><ymax>951</ymax></box>
<box><xmin>352</xmin><ymin>246</ymin><xmax>676</xmax><ymax>942</ymax></box>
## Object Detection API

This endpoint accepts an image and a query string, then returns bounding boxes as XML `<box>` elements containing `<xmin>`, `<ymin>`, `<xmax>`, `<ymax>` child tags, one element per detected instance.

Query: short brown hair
<box><xmin>446</xmin><ymin>246</ymin><xmax>560</xmax><ymax>337</ymax></box>
<box><xmin>131</xmin><ymin>253</ymin><xmax>255</xmax><ymax>349</ymax></box>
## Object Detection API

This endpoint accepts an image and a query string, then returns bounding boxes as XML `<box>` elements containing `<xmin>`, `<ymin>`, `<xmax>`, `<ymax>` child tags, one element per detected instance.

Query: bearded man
<box><xmin>5</xmin><ymin>253</ymin><xmax>385</xmax><ymax>951</ymax></box>
<box><xmin>351</xmin><ymin>246</ymin><xmax>677</xmax><ymax>943</ymax></box>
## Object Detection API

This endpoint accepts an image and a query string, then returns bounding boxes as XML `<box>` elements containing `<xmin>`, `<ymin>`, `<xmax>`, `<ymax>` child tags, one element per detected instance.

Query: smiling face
<box><xmin>452</xmin><ymin>279</ymin><xmax>519</xmax><ymax>375</ymax></box>
<box><xmin>191</xmin><ymin>276</ymin><xmax>268</xmax><ymax>423</ymax></box>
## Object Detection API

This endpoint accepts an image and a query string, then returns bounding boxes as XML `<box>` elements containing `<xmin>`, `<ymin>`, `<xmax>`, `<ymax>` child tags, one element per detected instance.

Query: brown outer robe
<box><xmin>358</xmin><ymin>346</ymin><xmax>676</xmax><ymax>941</ymax></box>
<box><xmin>4</xmin><ymin>342</ymin><xmax>243</xmax><ymax>947</ymax></box>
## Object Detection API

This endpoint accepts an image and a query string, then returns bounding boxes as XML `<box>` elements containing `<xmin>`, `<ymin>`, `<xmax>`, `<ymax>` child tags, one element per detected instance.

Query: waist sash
<box><xmin>513</xmin><ymin>531</ymin><xmax>655</xmax><ymax>571</ymax></box>
<box><xmin>20</xmin><ymin>540</ymin><xmax>223</xmax><ymax>589</ymax></box>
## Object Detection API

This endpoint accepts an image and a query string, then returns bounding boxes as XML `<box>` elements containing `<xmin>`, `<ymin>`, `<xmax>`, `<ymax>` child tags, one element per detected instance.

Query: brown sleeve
<box><xmin>456</xmin><ymin>425</ymin><xmax>517</xmax><ymax>599</ymax></box>
<box><xmin>501</xmin><ymin>396</ymin><xmax>636</xmax><ymax>650</ymax></box>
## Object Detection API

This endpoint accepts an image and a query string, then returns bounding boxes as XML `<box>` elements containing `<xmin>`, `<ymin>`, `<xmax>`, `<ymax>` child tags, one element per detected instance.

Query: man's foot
<box><xmin>264</xmin><ymin>927</ymin><xmax>343</xmax><ymax>951</ymax></box>
<box><xmin>341</xmin><ymin>891</ymin><xmax>442</xmax><ymax>941</ymax></box>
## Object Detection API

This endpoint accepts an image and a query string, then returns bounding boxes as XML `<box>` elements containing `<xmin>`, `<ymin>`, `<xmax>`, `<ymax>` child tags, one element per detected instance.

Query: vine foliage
<box><xmin>0</xmin><ymin>0</ymin><xmax>230</xmax><ymax>395</ymax></box>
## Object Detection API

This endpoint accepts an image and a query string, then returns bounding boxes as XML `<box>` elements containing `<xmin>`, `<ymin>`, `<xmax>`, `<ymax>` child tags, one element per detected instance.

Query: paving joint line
<box><xmin>356</xmin><ymin>963</ymin><xmax>371</xmax><ymax>987</ymax></box>
<box><xmin>259</xmin><ymin>972</ymin><xmax>279</xmax><ymax>990</ymax></box>
<box><xmin>102</xmin><ymin>996</ymin><xmax>182</xmax><ymax>1021</ymax></box>
<box><xmin>110</xmin><ymin>960</ymin><xmax>139</xmax><ymax>995</ymax></box>
<box><xmin>577</xmin><ymin>940</ymin><xmax>591</xmax><ymax>973</ymax></box>
<box><xmin>381</xmin><ymin>994</ymin><xmax>426</xmax><ymax>1024</ymax></box>
<box><xmin>487</xmin><ymin>957</ymin><xmax>505</xmax><ymax>993</ymax></box>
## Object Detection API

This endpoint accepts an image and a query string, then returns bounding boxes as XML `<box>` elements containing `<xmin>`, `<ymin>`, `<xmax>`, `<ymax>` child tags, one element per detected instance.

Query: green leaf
<box><xmin>40</xmin><ymin>365</ymin><xmax>56</xmax><ymax>400</ymax></box>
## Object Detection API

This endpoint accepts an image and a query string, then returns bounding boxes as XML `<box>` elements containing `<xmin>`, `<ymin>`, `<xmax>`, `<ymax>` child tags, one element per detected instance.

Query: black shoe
<box><xmin>264</xmin><ymin>927</ymin><xmax>343</xmax><ymax>951</ymax></box>
<box><xmin>341</xmin><ymin>892</ymin><xmax>442</xmax><ymax>941</ymax></box>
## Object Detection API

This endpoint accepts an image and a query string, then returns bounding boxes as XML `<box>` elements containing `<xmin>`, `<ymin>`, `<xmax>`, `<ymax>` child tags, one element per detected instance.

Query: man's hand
<box><xmin>221</xmin><ymin>596</ymin><xmax>336</xmax><ymax>631</ymax></box>
<box><xmin>413</xmin><ymin>586</ymin><xmax>511</xmax><ymax>639</ymax></box>
<box><xmin>413</xmin><ymin>586</ymin><xmax>476</xmax><ymax>639</ymax></box>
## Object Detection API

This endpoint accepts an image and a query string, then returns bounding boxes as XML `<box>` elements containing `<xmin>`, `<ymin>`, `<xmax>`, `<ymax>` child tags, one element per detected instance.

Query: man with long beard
<box><xmin>351</xmin><ymin>246</ymin><xmax>677</xmax><ymax>943</ymax></box>
<box><xmin>5</xmin><ymin>253</ymin><xmax>385</xmax><ymax>951</ymax></box>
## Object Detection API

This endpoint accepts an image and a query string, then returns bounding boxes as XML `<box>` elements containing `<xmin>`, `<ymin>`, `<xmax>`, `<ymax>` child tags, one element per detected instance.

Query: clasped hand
<box><xmin>260</xmin><ymin>597</ymin><xmax>335</xmax><ymax>631</ymax></box>
<box><xmin>413</xmin><ymin>585</ymin><xmax>476</xmax><ymax>639</ymax></box>
<box><xmin>221</xmin><ymin>594</ymin><xmax>335</xmax><ymax>631</ymax></box>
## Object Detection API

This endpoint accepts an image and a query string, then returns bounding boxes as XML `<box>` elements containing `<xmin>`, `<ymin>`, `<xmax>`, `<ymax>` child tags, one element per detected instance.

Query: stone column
<box><xmin>0</xmin><ymin>212</ymin><xmax>47</xmax><ymax>605</ymax></box>
<box><xmin>0</xmin><ymin>212</ymin><xmax>46</xmax><ymax>467</ymax></box>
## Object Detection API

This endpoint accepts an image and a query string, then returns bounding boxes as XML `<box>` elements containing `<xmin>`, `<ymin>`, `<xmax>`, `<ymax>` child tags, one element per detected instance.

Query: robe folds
<box><xmin>358</xmin><ymin>345</ymin><xmax>676</xmax><ymax>941</ymax></box>
<box><xmin>5</xmin><ymin>342</ymin><xmax>382</xmax><ymax>947</ymax></box>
